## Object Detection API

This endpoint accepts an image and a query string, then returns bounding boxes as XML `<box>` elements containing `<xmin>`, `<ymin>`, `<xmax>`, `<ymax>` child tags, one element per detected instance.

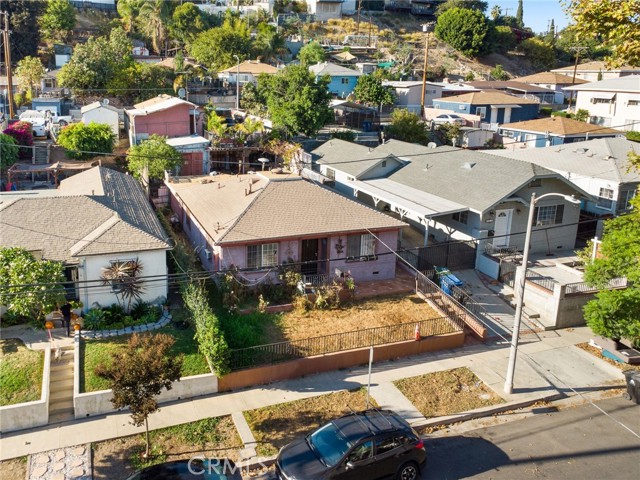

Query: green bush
<box><xmin>539</xmin><ymin>107</ymin><xmax>552</xmax><ymax>117</ymax></box>
<box><xmin>84</xmin><ymin>308</ymin><xmax>106</xmax><ymax>330</ymax></box>
<box><xmin>130</xmin><ymin>299</ymin><xmax>150</xmax><ymax>319</ymax></box>
<box><xmin>626</xmin><ymin>131</ymin><xmax>640</xmax><ymax>142</ymax></box>
<box><xmin>551</xmin><ymin>111</ymin><xmax>571</xmax><ymax>118</ymax></box>
<box><xmin>56</xmin><ymin>122</ymin><xmax>116</xmax><ymax>160</ymax></box>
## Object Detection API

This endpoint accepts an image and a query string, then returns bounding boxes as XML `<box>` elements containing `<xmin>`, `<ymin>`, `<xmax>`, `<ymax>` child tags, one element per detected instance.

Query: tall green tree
<box><xmin>138</xmin><ymin>0</ymin><xmax>170</xmax><ymax>55</ymax></box>
<box><xmin>15</xmin><ymin>56</ymin><xmax>46</xmax><ymax>99</ymax></box>
<box><xmin>564</xmin><ymin>0</ymin><xmax>640</xmax><ymax>67</ymax></box>
<box><xmin>583</xmin><ymin>152</ymin><xmax>640</xmax><ymax>345</ymax></box>
<box><xmin>0</xmin><ymin>134</ymin><xmax>19</xmax><ymax>170</ymax></box>
<box><xmin>253</xmin><ymin>24</ymin><xmax>287</xmax><ymax>63</ymax></box>
<box><xmin>96</xmin><ymin>333</ymin><xmax>183</xmax><ymax>458</ymax></box>
<box><xmin>517</xmin><ymin>37</ymin><xmax>556</xmax><ymax>70</ymax></box>
<box><xmin>297</xmin><ymin>41</ymin><xmax>326</xmax><ymax>65</ymax></box>
<box><xmin>38</xmin><ymin>0</ymin><xmax>76</xmax><ymax>43</ymax></box>
<box><xmin>116</xmin><ymin>0</ymin><xmax>144</xmax><ymax>33</ymax></box>
<box><xmin>3</xmin><ymin>0</ymin><xmax>45</xmax><ymax>62</ymax></box>
<box><xmin>58</xmin><ymin>27</ymin><xmax>133</xmax><ymax>94</ymax></box>
<box><xmin>107</xmin><ymin>63</ymin><xmax>174</xmax><ymax>103</ymax></box>
<box><xmin>56</xmin><ymin>123</ymin><xmax>116</xmax><ymax>160</ymax></box>
<box><xmin>259</xmin><ymin>65</ymin><xmax>333</xmax><ymax>137</ymax></box>
<box><xmin>435</xmin><ymin>7</ymin><xmax>491</xmax><ymax>57</ymax></box>
<box><xmin>188</xmin><ymin>18</ymin><xmax>252</xmax><ymax>70</ymax></box>
<box><xmin>127</xmin><ymin>134</ymin><xmax>183</xmax><ymax>179</ymax></box>
<box><xmin>385</xmin><ymin>109</ymin><xmax>430</xmax><ymax>145</ymax></box>
<box><xmin>0</xmin><ymin>248</ymin><xmax>66</xmax><ymax>323</ymax></box>
<box><xmin>352</xmin><ymin>75</ymin><xmax>394</xmax><ymax>108</ymax></box>
<box><xmin>436</xmin><ymin>0</ymin><xmax>488</xmax><ymax>14</ymax></box>
<box><xmin>516</xmin><ymin>0</ymin><xmax>524</xmax><ymax>28</ymax></box>
<box><xmin>169</xmin><ymin>1</ymin><xmax>215</xmax><ymax>47</ymax></box>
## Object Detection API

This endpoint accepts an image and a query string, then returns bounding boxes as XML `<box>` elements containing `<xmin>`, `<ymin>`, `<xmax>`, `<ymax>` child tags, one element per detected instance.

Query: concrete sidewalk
<box><xmin>0</xmin><ymin>326</ymin><xmax>624</xmax><ymax>462</ymax></box>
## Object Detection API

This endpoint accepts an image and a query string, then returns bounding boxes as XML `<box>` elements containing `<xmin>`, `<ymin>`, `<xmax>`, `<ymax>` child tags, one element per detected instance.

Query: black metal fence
<box><xmin>399</xmin><ymin>240</ymin><xmax>477</xmax><ymax>272</ymax></box>
<box><xmin>228</xmin><ymin>316</ymin><xmax>461</xmax><ymax>371</ymax></box>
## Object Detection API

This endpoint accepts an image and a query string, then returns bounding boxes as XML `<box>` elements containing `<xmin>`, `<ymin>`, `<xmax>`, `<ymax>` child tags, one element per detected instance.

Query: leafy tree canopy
<box><xmin>38</xmin><ymin>0</ymin><xmax>76</xmax><ymax>43</ymax></box>
<box><xmin>253</xmin><ymin>23</ymin><xmax>288</xmax><ymax>63</ymax></box>
<box><xmin>138</xmin><ymin>0</ymin><xmax>171</xmax><ymax>55</ymax></box>
<box><xmin>127</xmin><ymin>134</ymin><xmax>183</xmax><ymax>179</ymax></box>
<box><xmin>385</xmin><ymin>109</ymin><xmax>431</xmax><ymax>145</ymax></box>
<box><xmin>58</xmin><ymin>27</ymin><xmax>133</xmax><ymax>93</ymax></box>
<box><xmin>15</xmin><ymin>56</ymin><xmax>46</xmax><ymax>97</ymax></box>
<box><xmin>0</xmin><ymin>134</ymin><xmax>19</xmax><ymax>170</ymax></box>
<box><xmin>564</xmin><ymin>0</ymin><xmax>639</xmax><ymax>67</ymax></box>
<box><xmin>3</xmin><ymin>121</ymin><xmax>34</xmax><ymax>160</ymax></box>
<box><xmin>517</xmin><ymin>37</ymin><xmax>556</xmax><ymax>70</ymax></box>
<box><xmin>259</xmin><ymin>65</ymin><xmax>333</xmax><ymax>137</ymax></box>
<box><xmin>436</xmin><ymin>0</ymin><xmax>488</xmax><ymax>14</ymax></box>
<box><xmin>189</xmin><ymin>18</ymin><xmax>252</xmax><ymax>71</ymax></box>
<box><xmin>3</xmin><ymin>0</ymin><xmax>44</xmax><ymax>61</ymax></box>
<box><xmin>352</xmin><ymin>75</ymin><xmax>395</xmax><ymax>108</ymax></box>
<box><xmin>169</xmin><ymin>1</ymin><xmax>217</xmax><ymax>47</ymax></box>
<box><xmin>297</xmin><ymin>41</ymin><xmax>326</xmax><ymax>65</ymax></box>
<box><xmin>0</xmin><ymin>248</ymin><xmax>66</xmax><ymax>322</ymax></box>
<box><xmin>435</xmin><ymin>7</ymin><xmax>491</xmax><ymax>57</ymax></box>
<box><xmin>583</xmin><ymin>152</ymin><xmax>640</xmax><ymax>345</ymax></box>
<box><xmin>56</xmin><ymin>122</ymin><xmax>116</xmax><ymax>160</ymax></box>
<box><xmin>107</xmin><ymin>62</ymin><xmax>174</xmax><ymax>104</ymax></box>
<box><xmin>96</xmin><ymin>333</ymin><xmax>183</xmax><ymax>457</ymax></box>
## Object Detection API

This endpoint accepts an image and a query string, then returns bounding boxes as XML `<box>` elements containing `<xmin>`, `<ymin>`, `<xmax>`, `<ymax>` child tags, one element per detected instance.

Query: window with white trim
<box><xmin>325</xmin><ymin>167</ymin><xmax>335</xmax><ymax>180</ymax></box>
<box><xmin>475</xmin><ymin>107</ymin><xmax>486</xmax><ymax>119</ymax></box>
<box><xmin>347</xmin><ymin>233</ymin><xmax>375</xmax><ymax>257</ymax></box>
<box><xmin>628</xmin><ymin>100</ymin><xmax>639</xmax><ymax>106</ymax></box>
<box><xmin>247</xmin><ymin>243</ymin><xmax>278</xmax><ymax>269</ymax></box>
<box><xmin>591</xmin><ymin>97</ymin><xmax>613</xmax><ymax>104</ymax></box>
<box><xmin>533</xmin><ymin>204</ymin><xmax>564</xmax><ymax>226</ymax></box>
<box><xmin>617</xmin><ymin>189</ymin><xmax>636</xmax><ymax>211</ymax></box>
<box><xmin>341</xmin><ymin>77</ymin><xmax>349</xmax><ymax>84</ymax></box>
<box><xmin>452</xmin><ymin>211</ymin><xmax>468</xmax><ymax>224</ymax></box>
<box><xmin>596</xmin><ymin>187</ymin><xmax>614</xmax><ymax>209</ymax></box>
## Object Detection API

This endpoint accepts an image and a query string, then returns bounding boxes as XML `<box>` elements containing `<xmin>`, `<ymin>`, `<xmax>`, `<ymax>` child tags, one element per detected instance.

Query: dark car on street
<box><xmin>125</xmin><ymin>458</ymin><xmax>242</xmax><ymax>479</ymax></box>
<box><xmin>275</xmin><ymin>409</ymin><xmax>426</xmax><ymax>480</ymax></box>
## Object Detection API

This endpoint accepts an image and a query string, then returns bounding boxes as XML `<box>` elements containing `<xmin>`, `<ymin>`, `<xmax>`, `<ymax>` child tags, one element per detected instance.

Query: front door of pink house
<box><xmin>300</xmin><ymin>238</ymin><xmax>328</xmax><ymax>276</ymax></box>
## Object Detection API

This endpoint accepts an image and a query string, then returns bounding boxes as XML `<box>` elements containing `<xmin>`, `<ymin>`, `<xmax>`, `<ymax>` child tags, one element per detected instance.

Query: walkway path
<box><xmin>0</xmin><ymin>326</ymin><xmax>624</xmax><ymax>462</ymax></box>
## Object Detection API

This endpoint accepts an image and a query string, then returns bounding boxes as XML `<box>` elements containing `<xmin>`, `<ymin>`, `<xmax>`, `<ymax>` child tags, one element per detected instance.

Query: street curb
<box><xmin>237</xmin><ymin>392</ymin><xmax>566</xmax><ymax>473</ymax></box>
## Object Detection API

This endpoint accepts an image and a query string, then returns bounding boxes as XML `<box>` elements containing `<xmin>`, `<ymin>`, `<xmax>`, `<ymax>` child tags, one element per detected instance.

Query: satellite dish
<box><xmin>102</xmin><ymin>98</ymin><xmax>110</xmax><ymax>105</ymax></box>
<box><xmin>258</xmin><ymin>157</ymin><xmax>270</xmax><ymax>171</ymax></box>
<box><xmin>178</xmin><ymin>88</ymin><xmax>186</xmax><ymax>99</ymax></box>
<box><xmin>427</xmin><ymin>142</ymin><xmax>437</xmax><ymax>149</ymax></box>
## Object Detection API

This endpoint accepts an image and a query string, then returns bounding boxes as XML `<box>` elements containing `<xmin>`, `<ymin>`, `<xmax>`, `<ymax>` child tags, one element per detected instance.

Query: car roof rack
<box><xmin>346</xmin><ymin>404</ymin><xmax>376</xmax><ymax>435</ymax></box>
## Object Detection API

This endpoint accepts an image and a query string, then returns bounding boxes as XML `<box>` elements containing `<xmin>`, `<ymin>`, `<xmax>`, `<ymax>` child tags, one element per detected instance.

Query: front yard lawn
<box><xmin>394</xmin><ymin>367</ymin><xmax>504</xmax><ymax>418</ymax></box>
<box><xmin>219</xmin><ymin>294</ymin><xmax>443</xmax><ymax>349</ymax></box>
<box><xmin>92</xmin><ymin>416</ymin><xmax>241</xmax><ymax>480</ymax></box>
<box><xmin>81</xmin><ymin>324</ymin><xmax>209</xmax><ymax>393</ymax></box>
<box><xmin>0</xmin><ymin>338</ymin><xmax>44</xmax><ymax>406</ymax></box>
<box><xmin>244</xmin><ymin>388</ymin><xmax>378</xmax><ymax>457</ymax></box>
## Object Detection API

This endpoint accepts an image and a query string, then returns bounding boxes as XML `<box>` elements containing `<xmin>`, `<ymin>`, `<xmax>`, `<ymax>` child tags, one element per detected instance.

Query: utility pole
<box><xmin>368</xmin><ymin>15</ymin><xmax>373</xmax><ymax>48</ymax></box>
<box><xmin>2</xmin><ymin>11</ymin><xmax>14</xmax><ymax>119</ymax></box>
<box><xmin>420</xmin><ymin>22</ymin><xmax>435</xmax><ymax>117</ymax></box>
<box><xmin>567</xmin><ymin>46</ymin><xmax>587</xmax><ymax>112</ymax></box>
<box><xmin>356</xmin><ymin>0</ymin><xmax>362</xmax><ymax>35</ymax></box>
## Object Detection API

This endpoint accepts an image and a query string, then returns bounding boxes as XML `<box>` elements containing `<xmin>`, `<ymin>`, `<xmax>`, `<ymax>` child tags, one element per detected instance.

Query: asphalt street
<box><xmin>422</xmin><ymin>397</ymin><xmax>640</xmax><ymax>480</ymax></box>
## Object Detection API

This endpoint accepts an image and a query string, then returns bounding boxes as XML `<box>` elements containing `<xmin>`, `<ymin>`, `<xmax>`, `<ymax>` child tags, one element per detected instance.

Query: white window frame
<box><xmin>347</xmin><ymin>233</ymin><xmax>376</xmax><ymax>258</ymax></box>
<box><xmin>533</xmin><ymin>204</ymin><xmax>564</xmax><ymax>226</ymax></box>
<box><xmin>596</xmin><ymin>187</ymin><xmax>614</xmax><ymax>210</ymax></box>
<box><xmin>475</xmin><ymin>107</ymin><xmax>486</xmax><ymax>119</ymax></box>
<box><xmin>617</xmin><ymin>189</ymin><xmax>636</xmax><ymax>211</ymax></box>
<box><xmin>246</xmin><ymin>243</ymin><xmax>278</xmax><ymax>269</ymax></box>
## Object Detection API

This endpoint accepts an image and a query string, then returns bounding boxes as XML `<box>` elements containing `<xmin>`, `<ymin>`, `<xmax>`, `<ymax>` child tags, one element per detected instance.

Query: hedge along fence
<box><xmin>182</xmin><ymin>283</ymin><xmax>230</xmax><ymax>375</ymax></box>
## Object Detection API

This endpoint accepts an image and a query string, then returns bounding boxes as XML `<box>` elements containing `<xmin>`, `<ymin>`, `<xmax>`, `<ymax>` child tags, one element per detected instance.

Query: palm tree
<box><xmin>235</xmin><ymin>117</ymin><xmax>265</xmax><ymax>144</ymax></box>
<box><xmin>139</xmin><ymin>0</ymin><xmax>170</xmax><ymax>55</ymax></box>
<box><xmin>254</xmin><ymin>27</ymin><xmax>288</xmax><ymax>64</ymax></box>
<box><xmin>207</xmin><ymin>113</ymin><xmax>229</xmax><ymax>140</ymax></box>
<box><xmin>100</xmin><ymin>259</ymin><xmax>145</xmax><ymax>312</ymax></box>
<box><xmin>117</xmin><ymin>0</ymin><xmax>143</xmax><ymax>33</ymax></box>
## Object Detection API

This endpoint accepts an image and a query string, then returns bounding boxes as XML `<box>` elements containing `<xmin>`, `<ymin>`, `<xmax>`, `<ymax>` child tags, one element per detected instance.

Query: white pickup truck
<box><xmin>19</xmin><ymin>109</ymin><xmax>72</xmax><ymax>126</ymax></box>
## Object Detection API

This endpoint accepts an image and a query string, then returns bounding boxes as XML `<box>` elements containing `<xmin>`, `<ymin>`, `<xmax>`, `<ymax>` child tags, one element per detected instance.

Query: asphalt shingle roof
<box><xmin>0</xmin><ymin>167</ymin><xmax>170</xmax><ymax>263</ymax></box>
<box><xmin>434</xmin><ymin>91</ymin><xmax>539</xmax><ymax>105</ymax></box>
<box><xmin>515</xmin><ymin>72</ymin><xmax>588</xmax><ymax>85</ymax></box>
<box><xmin>485</xmin><ymin>138</ymin><xmax>640</xmax><ymax>184</ymax></box>
<box><xmin>309</xmin><ymin>62</ymin><xmax>363</xmax><ymax>77</ymax></box>
<box><xmin>563</xmin><ymin>75</ymin><xmax>640</xmax><ymax>92</ymax></box>
<box><xmin>167</xmin><ymin>175</ymin><xmax>406</xmax><ymax>245</ymax></box>
<box><xmin>501</xmin><ymin>116</ymin><xmax>621</xmax><ymax>136</ymax></box>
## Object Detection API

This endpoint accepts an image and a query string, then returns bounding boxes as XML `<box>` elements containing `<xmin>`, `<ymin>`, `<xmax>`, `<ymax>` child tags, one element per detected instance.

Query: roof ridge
<box><xmin>69</xmin><ymin>213</ymin><xmax>121</xmax><ymax>255</ymax></box>
<box><xmin>217</xmin><ymin>179</ymin><xmax>268</xmax><ymax>242</ymax></box>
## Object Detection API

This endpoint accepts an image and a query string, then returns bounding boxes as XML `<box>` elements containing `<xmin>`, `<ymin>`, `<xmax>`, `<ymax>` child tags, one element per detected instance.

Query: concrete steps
<box><xmin>48</xmin><ymin>345</ymin><xmax>75</xmax><ymax>423</ymax></box>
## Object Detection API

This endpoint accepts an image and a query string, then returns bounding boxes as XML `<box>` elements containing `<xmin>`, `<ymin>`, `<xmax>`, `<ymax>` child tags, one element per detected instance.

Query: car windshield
<box><xmin>309</xmin><ymin>422</ymin><xmax>353</xmax><ymax>467</ymax></box>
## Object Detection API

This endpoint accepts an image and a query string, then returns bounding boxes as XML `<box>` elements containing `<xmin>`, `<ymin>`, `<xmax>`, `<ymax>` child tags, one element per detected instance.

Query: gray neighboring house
<box><xmin>486</xmin><ymin>137</ymin><xmax>639</xmax><ymax>216</ymax></box>
<box><xmin>311</xmin><ymin>139</ymin><xmax>591</xmax><ymax>259</ymax></box>
<box><xmin>0</xmin><ymin>167</ymin><xmax>171</xmax><ymax>310</ymax></box>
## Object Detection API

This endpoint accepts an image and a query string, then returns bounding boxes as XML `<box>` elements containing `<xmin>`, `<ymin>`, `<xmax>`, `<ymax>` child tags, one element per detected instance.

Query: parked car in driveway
<box><xmin>125</xmin><ymin>458</ymin><xmax>242</xmax><ymax>479</ymax></box>
<box><xmin>276</xmin><ymin>409</ymin><xmax>426</xmax><ymax>480</ymax></box>
<box><xmin>430</xmin><ymin>114</ymin><xmax>465</xmax><ymax>127</ymax></box>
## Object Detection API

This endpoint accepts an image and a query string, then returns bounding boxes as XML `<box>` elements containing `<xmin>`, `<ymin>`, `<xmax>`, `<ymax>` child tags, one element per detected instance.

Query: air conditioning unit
<box><xmin>204</xmin><ymin>249</ymin><xmax>212</xmax><ymax>260</ymax></box>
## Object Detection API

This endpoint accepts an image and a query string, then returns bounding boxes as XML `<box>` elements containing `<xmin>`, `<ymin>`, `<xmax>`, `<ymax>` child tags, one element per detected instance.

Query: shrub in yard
<box><xmin>56</xmin><ymin>122</ymin><xmax>116</xmax><ymax>160</ymax></box>
<box><xmin>292</xmin><ymin>295</ymin><xmax>313</xmax><ymax>313</ymax></box>
<box><xmin>0</xmin><ymin>133</ymin><xmax>19</xmax><ymax>169</ymax></box>
<box><xmin>627</xmin><ymin>131</ymin><xmax>640</xmax><ymax>142</ymax></box>
<box><xmin>3</xmin><ymin>121</ymin><xmax>34</xmax><ymax>160</ymax></box>
<box><xmin>84</xmin><ymin>307</ymin><xmax>106</xmax><ymax>330</ymax></box>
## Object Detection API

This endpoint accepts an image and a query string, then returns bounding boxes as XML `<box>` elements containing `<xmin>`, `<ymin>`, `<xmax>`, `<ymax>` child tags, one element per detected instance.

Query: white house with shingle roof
<box><xmin>564</xmin><ymin>75</ymin><xmax>640</xmax><ymax>132</ymax></box>
<box><xmin>551</xmin><ymin>61</ymin><xmax>640</xmax><ymax>82</ymax></box>
<box><xmin>486</xmin><ymin>137</ymin><xmax>639</xmax><ymax>216</ymax></box>
<box><xmin>0</xmin><ymin>167</ymin><xmax>171</xmax><ymax>309</ymax></box>
<box><xmin>165</xmin><ymin>172</ymin><xmax>407</xmax><ymax>282</ymax></box>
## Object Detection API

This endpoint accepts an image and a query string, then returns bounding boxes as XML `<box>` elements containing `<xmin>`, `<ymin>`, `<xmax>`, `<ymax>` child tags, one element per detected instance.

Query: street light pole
<box><xmin>420</xmin><ymin>22</ymin><xmax>435</xmax><ymax>118</ymax></box>
<box><xmin>233</xmin><ymin>55</ymin><xmax>240</xmax><ymax>111</ymax></box>
<box><xmin>504</xmin><ymin>192</ymin><xmax>581</xmax><ymax>394</ymax></box>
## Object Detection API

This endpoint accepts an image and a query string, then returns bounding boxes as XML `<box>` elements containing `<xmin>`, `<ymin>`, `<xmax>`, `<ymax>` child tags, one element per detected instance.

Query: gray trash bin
<box><xmin>622</xmin><ymin>370</ymin><xmax>640</xmax><ymax>404</ymax></box>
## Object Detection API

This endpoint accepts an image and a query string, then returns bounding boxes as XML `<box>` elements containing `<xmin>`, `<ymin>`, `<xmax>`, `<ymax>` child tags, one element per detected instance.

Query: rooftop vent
<box><xmin>462</xmin><ymin>162</ymin><xmax>476</xmax><ymax>170</ymax></box>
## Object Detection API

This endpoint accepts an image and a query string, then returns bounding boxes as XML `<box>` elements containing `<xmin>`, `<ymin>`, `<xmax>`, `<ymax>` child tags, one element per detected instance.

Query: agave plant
<box><xmin>100</xmin><ymin>259</ymin><xmax>145</xmax><ymax>312</ymax></box>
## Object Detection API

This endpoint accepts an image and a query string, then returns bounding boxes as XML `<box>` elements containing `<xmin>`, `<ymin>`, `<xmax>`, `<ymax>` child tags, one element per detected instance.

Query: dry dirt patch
<box><xmin>244</xmin><ymin>389</ymin><xmax>378</xmax><ymax>457</ymax></box>
<box><xmin>576</xmin><ymin>343</ymin><xmax>640</xmax><ymax>372</ymax></box>
<box><xmin>395</xmin><ymin>367</ymin><xmax>504</xmax><ymax>418</ymax></box>
<box><xmin>0</xmin><ymin>457</ymin><xmax>28</xmax><ymax>480</ymax></box>
<box><xmin>276</xmin><ymin>294</ymin><xmax>442</xmax><ymax>342</ymax></box>
<box><xmin>92</xmin><ymin>416</ymin><xmax>241</xmax><ymax>480</ymax></box>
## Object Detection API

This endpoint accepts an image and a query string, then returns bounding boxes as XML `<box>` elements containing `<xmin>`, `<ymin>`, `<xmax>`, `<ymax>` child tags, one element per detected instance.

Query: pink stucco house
<box><xmin>125</xmin><ymin>95</ymin><xmax>209</xmax><ymax>175</ymax></box>
<box><xmin>165</xmin><ymin>172</ymin><xmax>407</xmax><ymax>282</ymax></box>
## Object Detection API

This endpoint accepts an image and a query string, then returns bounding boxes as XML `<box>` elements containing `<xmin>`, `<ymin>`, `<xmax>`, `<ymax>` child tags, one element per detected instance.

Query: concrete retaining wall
<box><xmin>0</xmin><ymin>344</ymin><xmax>50</xmax><ymax>433</ymax></box>
<box><xmin>218</xmin><ymin>333</ymin><xmax>465</xmax><ymax>392</ymax></box>
<box><xmin>476</xmin><ymin>253</ymin><xmax>500</xmax><ymax>280</ymax></box>
<box><xmin>74</xmin><ymin>335</ymin><xmax>218</xmax><ymax>418</ymax></box>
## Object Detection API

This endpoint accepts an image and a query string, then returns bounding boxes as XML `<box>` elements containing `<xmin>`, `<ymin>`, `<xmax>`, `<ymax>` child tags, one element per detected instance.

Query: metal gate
<box><xmin>413</xmin><ymin>240</ymin><xmax>478</xmax><ymax>271</ymax></box>
<box><xmin>499</xmin><ymin>259</ymin><xmax>517</xmax><ymax>288</ymax></box>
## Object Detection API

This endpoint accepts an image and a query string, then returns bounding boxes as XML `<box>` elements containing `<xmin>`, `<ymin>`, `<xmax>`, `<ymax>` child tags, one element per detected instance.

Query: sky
<box><xmin>487</xmin><ymin>1</ymin><xmax>572</xmax><ymax>34</ymax></box>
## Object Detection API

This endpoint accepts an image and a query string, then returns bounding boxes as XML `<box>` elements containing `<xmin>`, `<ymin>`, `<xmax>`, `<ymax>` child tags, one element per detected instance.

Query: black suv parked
<box><xmin>276</xmin><ymin>409</ymin><xmax>426</xmax><ymax>480</ymax></box>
